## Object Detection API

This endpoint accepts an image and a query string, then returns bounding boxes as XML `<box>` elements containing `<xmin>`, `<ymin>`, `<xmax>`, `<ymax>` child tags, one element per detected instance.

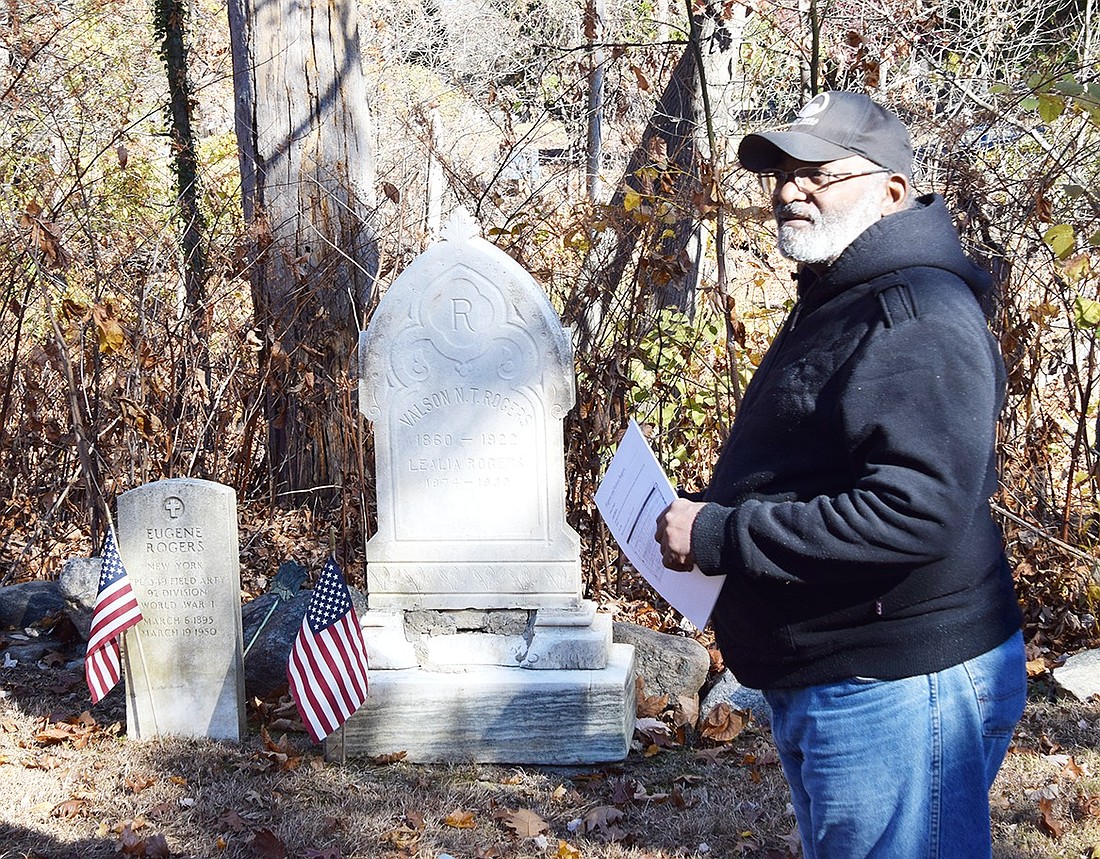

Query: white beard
<box><xmin>776</xmin><ymin>189</ymin><xmax>886</xmax><ymax>266</ymax></box>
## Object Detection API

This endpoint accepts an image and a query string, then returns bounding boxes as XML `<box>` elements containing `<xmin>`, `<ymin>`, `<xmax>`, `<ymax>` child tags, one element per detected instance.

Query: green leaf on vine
<box><xmin>1043</xmin><ymin>223</ymin><xmax>1075</xmax><ymax>259</ymax></box>
<box><xmin>1072</xmin><ymin>296</ymin><xmax>1100</xmax><ymax>330</ymax></box>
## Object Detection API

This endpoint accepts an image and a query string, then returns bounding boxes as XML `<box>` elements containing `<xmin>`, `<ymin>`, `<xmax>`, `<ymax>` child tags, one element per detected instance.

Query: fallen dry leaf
<box><xmin>125</xmin><ymin>774</ymin><xmax>156</xmax><ymax>794</ymax></box>
<box><xmin>143</xmin><ymin>834</ymin><xmax>171</xmax><ymax>859</ymax></box>
<box><xmin>700</xmin><ymin>703</ymin><xmax>747</xmax><ymax>742</ymax></box>
<box><xmin>1062</xmin><ymin>756</ymin><xmax>1086</xmax><ymax>779</ymax></box>
<box><xmin>371</xmin><ymin>750</ymin><xmax>407</xmax><ymax>765</ymax></box>
<box><xmin>52</xmin><ymin>798</ymin><xmax>88</xmax><ymax>818</ymax></box>
<box><xmin>219</xmin><ymin>809</ymin><xmax>249</xmax><ymax>832</ymax></box>
<box><xmin>380</xmin><ymin>824</ymin><xmax>421</xmax><ymax>850</ymax></box>
<box><xmin>1039</xmin><ymin>796</ymin><xmax>1065</xmax><ymax>839</ymax></box>
<box><xmin>34</xmin><ymin>726</ymin><xmax>72</xmax><ymax>746</ymax></box>
<box><xmin>1026</xmin><ymin>658</ymin><xmax>1048</xmax><ymax>677</ymax></box>
<box><xmin>117</xmin><ymin>824</ymin><xmax>170</xmax><ymax>858</ymax></box>
<box><xmin>258</xmin><ymin>727</ymin><xmax>302</xmax><ymax>771</ymax></box>
<box><xmin>556</xmin><ymin>840</ymin><xmax>583</xmax><ymax>858</ymax></box>
<box><xmin>1073</xmin><ymin>794</ymin><xmax>1100</xmax><ymax>821</ymax></box>
<box><xmin>503</xmin><ymin>808</ymin><xmax>549</xmax><ymax>837</ymax></box>
<box><xmin>444</xmin><ymin>809</ymin><xmax>477</xmax><ymax>829</ymax></box>
<box><xmin>634</xmin><ymin>717</ymin><xmax>677</xmax><ymax>753</ymax></box>
<box><xmin>670</xmin><ymin>784</ymin><xmax>691</xmax><ymax>808</ymax></box>
<box><xmin>251</xmin><ymin>828</ymin><xmax>288</xmax><ymax>859</ymax></box>
<box><xmin>610</xmin><ymin>777</ymin><xmax>649</xmax><ymax>805</ymax></box>
<box><xmin>672</xmin><ymin>694</ymin><xmax>699</xmax><ymax>728</ymax></box>
<box><xmin>145</xmin><ymin>801</ymin><xmax>175</xmax><ymax>819</ymax></box>
<box><xmin>634</xmin><ymin>677</ymin><xmax>668</xmax><ymax>718</ymax></box>
<box><xmin>24</xmin><ymin>754</ymin><xmax>64</xmax><ymax>770</ymax></box>
<box><xmin>39</xmin><ymin>650</ymin><xmax>66</xmax><ymax>668</ymax></box>
<box><xmin>693</xmin><ymin>747</ymin><xmax>728</xmax><ymax>765</ymax></box>
<box><xmin>583</xmin><ymin>805</ymin><xmax>624</xmax><ymax>839</ymax></box>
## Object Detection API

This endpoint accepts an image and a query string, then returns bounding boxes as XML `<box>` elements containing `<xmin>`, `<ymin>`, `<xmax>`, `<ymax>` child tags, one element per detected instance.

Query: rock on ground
<box><xmin>0</xmin><ymin>581</ymin><xmax>65</xmax><ymax>630</ymax></box>
<box><xmin>611</xmin><ymin>621</ymin><xmax>709</xmax><ymax>703</ymax></box>
<box><xmin>241</xmin><ymin>592</ymin><xmax>310</xmax><ymax>699</ymax></box>
<box><xmin>241</xmin><ymin>587</ymin><xmax>368</xmax><ymax>699</ymax></box>
<box><xmin>700</xmin><ymin>669</ymin><xmax>772</xmax><ymax>727</ymax></box>
<box><xmin>59</xmin><ymin>557</ymin><xmax>101</xmax><ymax>639</ymax></box>
<box><xmin>1053</xmin><ymin>648</ymin><xmax>1100</xmax><ymax>701</ymax></box>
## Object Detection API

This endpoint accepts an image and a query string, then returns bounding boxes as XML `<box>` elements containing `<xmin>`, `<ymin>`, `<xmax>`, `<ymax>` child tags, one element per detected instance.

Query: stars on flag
<box><xmin>85</xmin><ymin>530</ymin><xmax>143</xmax><ymax>705</ymax></box>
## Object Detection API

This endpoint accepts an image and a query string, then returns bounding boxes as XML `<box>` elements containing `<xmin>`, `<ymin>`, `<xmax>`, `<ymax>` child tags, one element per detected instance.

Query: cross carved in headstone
<box><xmin>163</xmin><ymin>496</ymin><xmax>184</xmax><ymax>519</ymax></box>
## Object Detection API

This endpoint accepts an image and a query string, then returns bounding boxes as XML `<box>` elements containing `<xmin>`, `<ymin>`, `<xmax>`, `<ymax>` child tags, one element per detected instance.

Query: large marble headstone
<box><xmin>360</xmin><ymin>211</ymin><xmax>580</xmax><ymax>610</ymax></box>
<box><xmin>349</xmin><ymin>212</ymin><xmax>634</xmax><ymax>763</ymax></box>
<box><xmin>116</xmin><ymin>479</ymin><xmax>245</xmax><ymax>742</ymax></box>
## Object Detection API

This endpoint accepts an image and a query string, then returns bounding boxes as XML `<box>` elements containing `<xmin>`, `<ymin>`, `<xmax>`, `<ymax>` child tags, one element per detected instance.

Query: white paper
<box><xmin>594</xmin><ymin>420</ymin><xmax>726</xmax><ymax>630</ymax></box>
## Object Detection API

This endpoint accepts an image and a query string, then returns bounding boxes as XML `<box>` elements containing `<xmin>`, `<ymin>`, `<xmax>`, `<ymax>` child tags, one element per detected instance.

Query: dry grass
<box><xmin>1</xmin><ymin>663</ymin><xmax>1098</xmax><ymax>859</ymax></box>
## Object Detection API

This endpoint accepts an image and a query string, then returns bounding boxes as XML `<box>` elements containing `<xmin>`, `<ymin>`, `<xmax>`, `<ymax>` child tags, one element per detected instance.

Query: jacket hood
<box><xmin>798</xmin><ymin>193</ymin><xmax>992</xmax><ymax>302</ymax></box>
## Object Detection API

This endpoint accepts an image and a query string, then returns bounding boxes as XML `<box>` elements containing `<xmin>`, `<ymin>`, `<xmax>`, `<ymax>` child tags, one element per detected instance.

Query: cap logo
<box><xmin>791</xmin><ymin>93</ymin><xmax>830</xmax><ymax>128</ymax></box>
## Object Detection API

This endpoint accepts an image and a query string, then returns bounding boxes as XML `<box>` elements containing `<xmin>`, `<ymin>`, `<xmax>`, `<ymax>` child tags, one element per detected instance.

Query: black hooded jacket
<box><xmin>691</xmin><ymin>194</ymin><xmax>1022</xmax><ymax>689</ymax></box>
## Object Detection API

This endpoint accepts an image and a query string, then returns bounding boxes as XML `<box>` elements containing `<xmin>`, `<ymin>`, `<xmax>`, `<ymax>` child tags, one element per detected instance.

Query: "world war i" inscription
<box><xmin>116</xmin><ymin>479</ymin><xmax>245</xmax><ymax>741</ymax></box>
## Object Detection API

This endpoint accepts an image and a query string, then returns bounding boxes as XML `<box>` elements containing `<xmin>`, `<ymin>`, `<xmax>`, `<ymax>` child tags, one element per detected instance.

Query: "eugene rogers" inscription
<box><xmin>146</xmin><ymin>526</ymin><xmax>204</xmax><ymax>553</ymax></box>
<box><xmin>399</xmin><ymin>386</ymin><xmax>532</xmax><ymax>428</ymax></box>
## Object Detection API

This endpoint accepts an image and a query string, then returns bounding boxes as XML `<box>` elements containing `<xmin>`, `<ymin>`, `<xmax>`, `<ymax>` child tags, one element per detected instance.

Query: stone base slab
<box><xmin>360</xmin><ymin>600</ymin><xmax>612</xmax><ymax>671</ymax></box>
<box><xmin>329</xmin><ymin>643</ymin><xmax>636</xmax><ymax>764</ymax></box>
<box><xmin>365</xmin><ymin>561</ymin><xmax>581</xmax><ymax>610</ymax></box>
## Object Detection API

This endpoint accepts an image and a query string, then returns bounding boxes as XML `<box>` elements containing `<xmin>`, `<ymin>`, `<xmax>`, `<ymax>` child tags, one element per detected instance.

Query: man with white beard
<box><xmin>655</xmin><ymin>92</ymin><xmax>1025</xmax><ymax>858</ymax></box>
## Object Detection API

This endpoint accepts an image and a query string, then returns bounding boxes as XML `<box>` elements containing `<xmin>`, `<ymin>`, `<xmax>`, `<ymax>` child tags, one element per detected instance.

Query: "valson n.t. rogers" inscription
<box><xmin>398</xmin><ymin>385</ymin><xmax>533</xmax><ymax>428</ymax></box>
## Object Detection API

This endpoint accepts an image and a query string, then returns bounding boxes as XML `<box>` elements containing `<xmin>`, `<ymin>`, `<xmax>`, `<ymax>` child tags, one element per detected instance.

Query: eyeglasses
<box><xmin>758</xmin><ymin>167</ymin><xmax>890</xmax><ymax>195</ymax></box>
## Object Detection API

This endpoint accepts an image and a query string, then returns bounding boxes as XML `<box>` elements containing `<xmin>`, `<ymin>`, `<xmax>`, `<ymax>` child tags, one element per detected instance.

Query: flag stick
<box><xmin>243</xmin><ymin>600</ymin><xmax>280</xmax><ymax>659</ymax></box>
<box><xmin>107</xmin><ymin>521</ymin><xmax>159</xmax><ymax>736</ymax></box>
<box><xmin>331</xmin><ymin>528</ymin><xmax>346</xmax><ymax>765</ymax></box>
<box><xmin>120</xmin><ymin>628</ymin><xmax>160</xmax><ymax>736</ymax></box>
<box><xmin>130</xmin><ymin>628</ymin><xmax>160</xmax><ymax>736</ymax></box>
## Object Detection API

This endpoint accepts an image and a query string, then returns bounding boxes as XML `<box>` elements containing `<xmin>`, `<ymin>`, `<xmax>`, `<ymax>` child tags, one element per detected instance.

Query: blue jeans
<box><xmin>763</xmin><ymin>631</ymin><xmax>1026</xmax><ymax>859</ymax></box>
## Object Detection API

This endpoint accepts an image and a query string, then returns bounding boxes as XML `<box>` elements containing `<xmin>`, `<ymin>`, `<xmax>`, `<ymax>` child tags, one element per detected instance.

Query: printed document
<box><xmin>594</xmin><ymin>420</ymin><xmax>726</xmax><ymax>629</ymax></box>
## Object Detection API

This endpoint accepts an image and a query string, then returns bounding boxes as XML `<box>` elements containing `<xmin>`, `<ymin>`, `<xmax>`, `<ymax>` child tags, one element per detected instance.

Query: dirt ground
<box><xmin>1</xmin><ymin>655</ymin><xmax>1099</xmax><ymax>859</ymax></box>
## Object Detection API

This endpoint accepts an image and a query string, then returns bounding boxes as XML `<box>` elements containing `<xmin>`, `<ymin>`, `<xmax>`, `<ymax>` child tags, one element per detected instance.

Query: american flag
<box><xmin>287</xmin><ymin>557</ymin><xmax>369</xmax><ymax>743</ymax></box>
<box><xmin>85</xmin><ymin>529</ymin><xmax>144</xmax><ymax>704</ymax></box>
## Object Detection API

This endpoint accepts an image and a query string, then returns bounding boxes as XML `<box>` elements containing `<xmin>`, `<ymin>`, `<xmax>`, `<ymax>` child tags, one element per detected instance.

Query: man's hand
<box><xmin>655</xmin><ymin>498</ymin><xmax>706</xmax><ymax>571</ymax></box>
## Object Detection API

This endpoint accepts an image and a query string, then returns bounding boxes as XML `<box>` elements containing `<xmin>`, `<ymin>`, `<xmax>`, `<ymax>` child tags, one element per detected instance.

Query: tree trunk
<box><xmin>154</xmin><ymin>0</ymin><xmax>211</xmax><ymax>465</ymax></box>
<box><xmin>568</xmin><ymin>2</ymin><xmax>747</xmax><ymax>348</ymax></box>
<box><xmin>227</xmin><ymin>0</ymin><xmax>379</xmax><ymax>501</ymax></box>
<box><xmin>585</xmin><ymin>0</ymin><xmax>607</xmax><ymax>202</ymax></box>
<box><xmin>424</xmin><ymin>106</ymin><xmax>445</xmax><ymax>245</ymax></box>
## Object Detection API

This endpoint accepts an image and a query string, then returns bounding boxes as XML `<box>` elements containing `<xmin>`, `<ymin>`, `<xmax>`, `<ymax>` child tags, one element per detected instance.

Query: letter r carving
<box><xmin>452</xmin><ymin>298</ymin><xmax>474</xmax><ymax>332</ymax></box>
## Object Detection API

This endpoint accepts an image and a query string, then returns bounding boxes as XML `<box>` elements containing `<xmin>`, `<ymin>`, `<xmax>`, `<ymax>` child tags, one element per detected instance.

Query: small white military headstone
<box><xmin>116</xmin><ymin>479</ymin><xmax>245</xmax><ymax>742</ymax></box>
<box><xmin>350</xmin><ymin>210</ymin><xmax>635</xmax><ymax>763</ymax></box>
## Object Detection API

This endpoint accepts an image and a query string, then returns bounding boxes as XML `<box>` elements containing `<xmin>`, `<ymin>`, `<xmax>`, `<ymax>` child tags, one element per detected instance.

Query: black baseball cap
<box><xmin>738</xmin><ymin>91</ymin><xmax>913</xmax><ymax>177</ymax></box>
